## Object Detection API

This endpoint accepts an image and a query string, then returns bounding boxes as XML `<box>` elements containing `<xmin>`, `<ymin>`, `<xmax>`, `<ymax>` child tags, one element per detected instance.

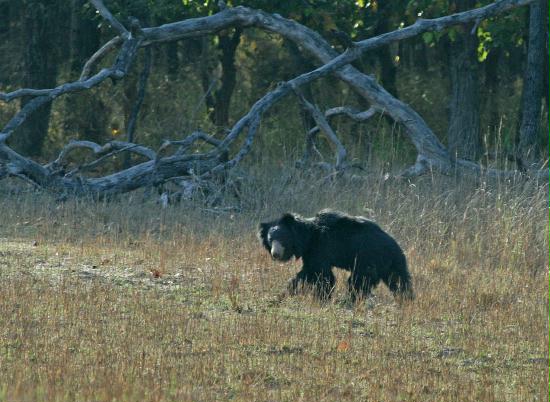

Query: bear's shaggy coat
<box><xmin>259</xmin><ymin>210</ymin><xmax>413</xmax><ymax>300</ymax></box>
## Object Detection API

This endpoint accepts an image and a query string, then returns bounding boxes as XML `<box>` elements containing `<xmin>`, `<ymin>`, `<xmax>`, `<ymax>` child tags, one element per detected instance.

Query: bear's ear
<box><xmin>258</xmin><ymin>222</ymin><xmax>271</xmax><ymax>249</ymax></box>
<box><xmin>258</xmin><ymin>222</ymin><xmax>270</xmax><ymax>237</ymax></box>
<box><xmin>280</xmin><ymin>213</ymin><xmax>297</xmax><ymax>226</ymax></box>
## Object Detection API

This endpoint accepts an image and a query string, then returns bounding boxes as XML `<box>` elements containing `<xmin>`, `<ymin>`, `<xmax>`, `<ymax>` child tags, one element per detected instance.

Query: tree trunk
<box><xmin>373</xmin><ymin>4</ymin><xmax>398</xmax><ymax>97</ymax></box>
<box><xmin>165</xmin><ymin>42</ymin><xmax>180</xmax><ymax>80</ymax></box>
<box><xmin>213</xmin><ymin>28</ymin><xmax>242</xmax><ymax>129</ymax></box>
<box><xmin>285</xmin><ymin>40</ymin><xmax>317</xmax><ymax>134</ymax></box>
<box><xmin>1</xmin><ymin>0</ymin><xmax>542</xmax><ymax>198</ymax></box>
<box><xmin>518</xmin><ymin>0</ymin><xmax>547</xmax><ymax>167</ymax></box>
<box><xmin>416</xmin><ymin>39</ymin><xmax>430</xmax><ymax>73</ymax></box>
<box><xmin>11</xmin><ymin>1</ymin><xmax>59</xmax><ymax>157</ymax></box>
<box><xmin>0</xmin><ymin>3</ymin><xmax>18</xmax><ymax>88</ymax></box>
<box><xmin>484</xmin><ymin>47</ymin><xmax>502</xmax><ymax>135</ymax></box>
<box><xmin>199</xmin><ymin>29</ymin><xmax>242</xmax><ymax>130</ymax></box>
<box><xmin>200</xmin><ymin>37</ymin><xmax>217</xmax><ymax>124</ymax></box>
<box><xmin>64</xmin><ymin>0</ymin><xmax>106</xmax><ymax>144</ymax></box>
<box><xmin>447</xmin><ymin>0</ymin><xmax>481</xmax><ymax>161</ymax></box>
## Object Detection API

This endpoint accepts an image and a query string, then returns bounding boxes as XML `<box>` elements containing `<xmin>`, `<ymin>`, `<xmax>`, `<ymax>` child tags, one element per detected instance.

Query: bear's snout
<box><xmin>270</xmin><ymin>240</ymin><xmax>286</xmax><ymax>260</ymax></box>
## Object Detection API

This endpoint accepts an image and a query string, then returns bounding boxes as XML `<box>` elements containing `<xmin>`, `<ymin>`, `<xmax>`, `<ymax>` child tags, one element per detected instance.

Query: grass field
<box><xmin>0</xmin><ymin>172</ymin><xmax>548</xmax><ymax>401</ymax></box>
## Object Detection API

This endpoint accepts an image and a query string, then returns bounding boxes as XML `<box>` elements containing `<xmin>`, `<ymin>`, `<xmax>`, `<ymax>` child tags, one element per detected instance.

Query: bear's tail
<box><xmin>386</xmin><ymin>262</ymin><xmax>414</xmax><ymax>301</ymax></box>
<box><xmin>397</xmin><ymin>274</ymin><xmax>414</xmax><ymax>301</ymax></box>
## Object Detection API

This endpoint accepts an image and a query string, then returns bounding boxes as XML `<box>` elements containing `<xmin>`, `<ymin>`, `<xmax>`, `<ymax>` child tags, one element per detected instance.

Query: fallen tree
<box><xmin>0</xmin><ymin>0</ymin><xmax>545</xmax><ymax>199</ymax></box>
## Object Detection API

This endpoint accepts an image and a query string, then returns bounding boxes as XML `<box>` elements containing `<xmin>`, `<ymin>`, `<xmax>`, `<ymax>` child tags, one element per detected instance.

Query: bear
<box><xmin>258</xmin><ymin>209</ymin><xmax>413</xmax><ymax>301</ymax></box>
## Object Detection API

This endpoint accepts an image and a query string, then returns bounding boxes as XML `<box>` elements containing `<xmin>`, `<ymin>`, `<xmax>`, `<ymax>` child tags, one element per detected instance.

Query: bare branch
<box><xmin>324</xmin><ymin>106</ymin><xmax>379</xmax><ymax>121</ymax></box>
<box><xmin>293</xmin><ymin>86</ymin><xmax>347</xmax><ymax>170</ymax></box>
<box><xmin>206</xmin><ymin>115</ymin><xmax>262</xmax><ymax>177</ymax></box>
<box><xmin>0</xmin><ymin>68</ymin><xmax>111</xmax><ymax>104</ymax></box>
<box><xmin>89</xmin><ymin>0</ymin><xmax>129</xmax><ymax>38</ymax></box>
<box><xmin>0</xmin><ymin>142</ymin><xmax>53</xmax><ymax>187</ymax></box>
<box><xmin>0</xmin><ymin>36</ymin><xmax>143</xmax><ymax>146</ymax></box>
<box><xmin>142</xmin><ymin>0</ymin><xmax>534</xmax><ymax>45</ymax></box>
<box><xmin>397</xmin><ymin>156</ymin><xmax>431</xmax><ymax>178</ymax></box>
<box><xmin>50</xmin><ymin>140</ymin><xmax>103</xmax><ymax>166</ymax></box>
<box><xmin>139</xmin><ymin>0</ymin><xmax>534</xmax><ymax>173</ymax></box>
<box><xmin>48</xmin><ymin>140</ymin><xmax>156</xmax><ymax>170</ymax></box>
<box><xmin>306</xmin><ymin>106</ymin><xmax>380</xmax><ymax>140</ymax></box>
<box><xmin>0</xmin><ymin>0</ymin><xmax>540</xmax><ymax>198</ymax></box>
<box><xmin>126</xmin><ymin>48</ymin><xmax>152</xmax><ymax>145</ymax></box>
<box><xmin>103</xmin><ymin>141</ymin><xmax>156</xmax><ymax>160</ymax></box>
<box><xmin>158</xmin><ymin>131</ymin><xmax>222</xmax><ymax>158</ymax></box>
<box><xmin>296</xmin><ymin>126</ymin><xmax>324</xmax><ymax>169</ymax></box>
<box><xmin>80</xmin><ymin>36</ymin><xmax>123</xmax><ymax>80</ymax></box>
<box><xmin>64</xmin><ymin>143</ymin><xmax>154</xmax><ymax>178</ymax></box>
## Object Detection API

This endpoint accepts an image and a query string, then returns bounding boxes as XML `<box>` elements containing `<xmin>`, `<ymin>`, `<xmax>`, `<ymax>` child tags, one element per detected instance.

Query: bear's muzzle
<box><xmin>270</xmin><ymin>240</ymin><xmax>285</xmax><ymax>260</ymax></box>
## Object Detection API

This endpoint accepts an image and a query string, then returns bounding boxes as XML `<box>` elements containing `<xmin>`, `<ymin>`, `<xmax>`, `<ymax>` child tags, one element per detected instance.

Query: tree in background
<box><xmin>64</xmin><ymin>0</ymin><xmax>107</xmax><ymax>144</ymax></box>
<box><xmin>518</xmin><ymin>0</ymin><xmax>548</xmax><ymax>168</ymax></box>
<box><xmin>201</xmin><ymin>27</ymin><xmax>242</xmax><ymax>130</ymax></box>
<box><xmin>447</xmin><ymin>0</ymin><xmax>482</xmax><ymax>161</ymax></box>
<box><xmin>10</xmin><ymin>0</ymin><xmax>63</xmax><ymax>157</ymax></box>
<box><xmin>0</xmin><ymin>0</ymin><xmax>546</xmax><ymax>197</ymax></box>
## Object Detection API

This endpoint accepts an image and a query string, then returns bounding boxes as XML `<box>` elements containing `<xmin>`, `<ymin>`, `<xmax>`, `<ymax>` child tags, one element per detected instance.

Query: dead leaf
<box><xmin>337</xmin><ymin>340</ymin><xmax>350</xmax><ymax>352</ymax></box>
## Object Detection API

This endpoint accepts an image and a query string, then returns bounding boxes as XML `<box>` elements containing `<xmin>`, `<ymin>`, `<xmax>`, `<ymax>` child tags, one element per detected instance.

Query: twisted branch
<box><xmin>0</xmin><ymin>0</ymin><xmax>540</xmax><ymax>197</ymax></box>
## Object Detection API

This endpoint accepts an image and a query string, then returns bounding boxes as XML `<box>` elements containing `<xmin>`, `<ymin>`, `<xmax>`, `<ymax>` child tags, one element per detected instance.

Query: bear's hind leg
<box><xmin>383</xmin><ymin>272</ymin><xmax>414</xmax><ymax>300</ymax></box>
<box><xmin>348</xmin><ymin>273</ymin><xmax>379</xmax><ymax>302</ymax></box>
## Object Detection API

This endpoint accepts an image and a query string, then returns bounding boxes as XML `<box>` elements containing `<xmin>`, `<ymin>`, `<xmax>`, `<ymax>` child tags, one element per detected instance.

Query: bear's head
<box><xmin>258</xmin><ymin>213</ymin><xmax>311</xmax><ymax>261</ymax></box>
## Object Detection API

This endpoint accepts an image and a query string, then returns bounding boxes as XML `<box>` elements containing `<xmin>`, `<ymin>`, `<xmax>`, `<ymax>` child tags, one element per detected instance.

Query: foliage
<box><xmin>0</xmin><ymin>0</ymin><xmax>546</xmax><ymax>165</ymax></box>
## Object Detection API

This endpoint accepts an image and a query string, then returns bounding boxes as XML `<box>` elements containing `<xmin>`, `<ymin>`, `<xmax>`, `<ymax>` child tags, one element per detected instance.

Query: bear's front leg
<box><xmin>288</xmin><ymin>269</ymin><xmax>335</xmax><ymax>300</ymax></box>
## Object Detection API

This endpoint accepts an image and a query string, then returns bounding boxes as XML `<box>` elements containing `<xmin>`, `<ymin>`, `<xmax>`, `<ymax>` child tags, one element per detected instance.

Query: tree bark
<box><xmin>0</xmin><ymin>0</ymin><xmax>542</xmax><ymax>198</ymax></box>
<box><xmin>64</xmin><ymin>0</ymin><xmax>106</xmax><ymax>144</ymax></box>
<box><xmin>200</xmin><ymin>29</ymin><xmax>242</xmax><ymax>131</ymax></box>
<box><xmin>447</xmin><ymin>0</ymin><xmax>481</xmax><ymax>161</ymax></box>
<box><xmin>484</xmin><ymin>47</ymin><xmax>502</xmax><ymax>134</ymax></box>
<box><xmin>11</xmin><ymin>1</ymin><xmax>59</xmax><ymax>157</ymax></box>
<box><xmin>518</xmin><ymin>0</ymin><xmax>547</xmax><ymax>167</ymax></box>
<box><xmin>165</xmin><ymin>42</ymin><xmax>180</xmax><ymax>80</ymax></box>
<box><xmin>373</xmin><ymin>3</ymin><xmax>398</xmax><ymax>97</ymax></box>
<box><xmin>213</xmin><ymin>28</ymin><xmax>242</xmax><ymax>128</ymax></box>
<box><xmin>285</xmin><ymin>40</ymin><xmax>317</xmax><ymax>135</ymax></box>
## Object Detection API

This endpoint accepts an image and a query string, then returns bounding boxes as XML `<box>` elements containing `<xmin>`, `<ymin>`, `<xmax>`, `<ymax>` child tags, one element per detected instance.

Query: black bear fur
<box><xmin>258</xmin><ymin>209</ymin><xmax>413</xmax><ymax>301</ymax></box>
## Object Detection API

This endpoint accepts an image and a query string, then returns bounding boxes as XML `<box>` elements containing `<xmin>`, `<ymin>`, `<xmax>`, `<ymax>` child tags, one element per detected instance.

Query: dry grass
<box><xmin>0</xmin><ymin>172</ymin><xmax>548</xmax><ymax>401</ymax></box>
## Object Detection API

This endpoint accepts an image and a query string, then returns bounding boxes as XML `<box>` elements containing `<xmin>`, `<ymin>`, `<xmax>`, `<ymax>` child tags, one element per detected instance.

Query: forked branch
<box><xmin>0</xmin><ymin>0</ymin><xmax>541</xmax><ymax>198</ymax></box>
<box><xmin>293</xmin><ymin>87</ymin><xmax>347</xmax><ymax>170</ymax></box>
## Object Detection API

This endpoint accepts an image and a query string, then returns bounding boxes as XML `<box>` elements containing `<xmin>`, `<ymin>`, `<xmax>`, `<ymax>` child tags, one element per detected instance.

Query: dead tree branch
<box><xmin>80</xmin><ymin>37</ymin><xmax>123</xmax><ymax>81</ymax></box>
<box><xmin>139</xmin><ymin>0</ymin><xmax>535</xmax><ymax>176</ymax></box>
<box><xmin>0</xmin><ymin>0</ymin><xmax>541</xmax><ymax>198</ymax></box>
<box><xmin>48</xmin><ymin>140</ymin><xmax>156</xmax><ymax>169</ymax></box>
<box><xmin>172</xmin><ymin>132</ymin><xmax>222</xmax><ymax>155</ymax></box>
<box><xmin>297</xmin><ymin>106</ymin><xmax>379</xmax><ymax>170</ymax></box>
<box><xmin>89</xmin><ymin>0</ymin><xmax>129</xmax><ymax>38</ymax></box>
<box><xmin>324</xmin><ymin>106</ymin><xmax>379</xmax><ymax>122</ymax></box>
<box><xmin>307</xmin><ymin>106</ymin><xmax>379</xmax><ymax>141</ymax></box>
<box><xmin>126</xmin><ymin>48</ymin><xmax>152</xmax><ymax>146</ymax></box>
<box><xmin>124</xmin><ymin>47</ymin><xmax>152</xmax><ymax>168</ymax></box>
<box><xmin>293</xmin><ymin>87</ymin><xmax>347</xmax><ymax>170</ymax></box>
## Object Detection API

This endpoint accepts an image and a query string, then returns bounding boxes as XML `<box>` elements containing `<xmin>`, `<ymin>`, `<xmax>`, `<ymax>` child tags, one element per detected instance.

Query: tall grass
<box><xmin>0</xmin><ymin>170</ymin><xmax>548</xmax><ymax>401</ymax></box>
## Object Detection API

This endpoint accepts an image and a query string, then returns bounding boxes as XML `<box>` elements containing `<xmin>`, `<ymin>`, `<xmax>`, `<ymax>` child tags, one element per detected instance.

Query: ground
<box><xmin>0</xmin><ymin>175</ymin><xmax>548</xmax><ymax>402</ymax></box>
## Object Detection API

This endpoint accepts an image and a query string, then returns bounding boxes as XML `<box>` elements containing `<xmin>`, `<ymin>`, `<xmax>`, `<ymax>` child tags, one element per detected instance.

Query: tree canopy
<box><xmin>0</xmin><ymin>0</ymin><xmax>547</xmax><ymax>199</ymax></box>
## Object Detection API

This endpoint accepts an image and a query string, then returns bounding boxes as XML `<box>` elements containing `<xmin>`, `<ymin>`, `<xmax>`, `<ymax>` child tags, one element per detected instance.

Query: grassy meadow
<box><xmin>0</xmin><ymin>171</ymin><xmax>548</xmax><ymax>401</ymax></box>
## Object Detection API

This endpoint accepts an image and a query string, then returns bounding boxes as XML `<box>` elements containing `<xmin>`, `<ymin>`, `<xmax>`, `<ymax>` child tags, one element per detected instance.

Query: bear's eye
<box><xmin>267</xmin><ymin>226</ymin><xmax>280</xmax><ymax>242</ymax></box>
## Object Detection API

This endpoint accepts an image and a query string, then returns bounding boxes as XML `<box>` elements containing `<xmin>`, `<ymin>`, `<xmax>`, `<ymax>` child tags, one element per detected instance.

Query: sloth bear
<box><xmin>258</xmin><ymin>209</ymin><xmax>413</xmax><ymax>301</ymax></box>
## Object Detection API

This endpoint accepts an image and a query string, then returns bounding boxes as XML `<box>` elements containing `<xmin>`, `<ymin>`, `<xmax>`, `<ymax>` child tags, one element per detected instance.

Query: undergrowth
<box><xmin>0</xmin><ymin>170</ymin><xmax>548</xmax><ymax>401</ymax></box>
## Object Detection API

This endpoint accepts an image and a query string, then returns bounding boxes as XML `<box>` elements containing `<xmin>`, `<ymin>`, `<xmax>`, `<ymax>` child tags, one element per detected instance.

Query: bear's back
<box><xmin>314</xmin><ymin>209</ymin><xmax>381</xmax><ymax>233</ymax></box>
